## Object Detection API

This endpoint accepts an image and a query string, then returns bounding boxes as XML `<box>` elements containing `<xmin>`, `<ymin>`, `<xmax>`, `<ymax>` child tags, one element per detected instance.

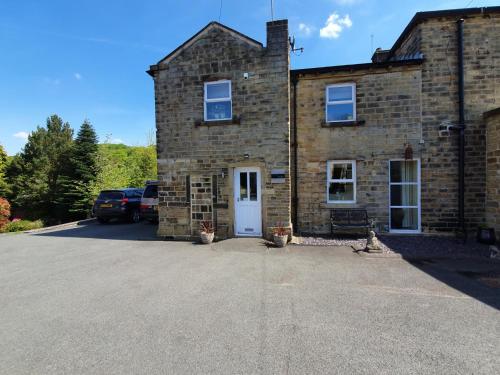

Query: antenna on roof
<box><xmin>219</xmin><ymin>0</ymin><xmax>223</xmax><ymax>22</ymax></box>
<box><xmin>271</xmin><ymin>0</ymin><xmax>274</xmax><ymax>21</ymax></box>
<box><xmin>289</xmin><ymin>36</ymin><xmax>304</xmax><ymax>55</ymax></box>
<box><xmin>370</xmin><ymin>34</ymin><xmax>374</xmax><ymax>55</ymax></box>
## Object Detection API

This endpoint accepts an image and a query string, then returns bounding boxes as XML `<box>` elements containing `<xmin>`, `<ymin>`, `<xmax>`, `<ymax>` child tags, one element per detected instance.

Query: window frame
<box><xmin>204</xmin><ymin>80</ymin><xmax>232</xmax><ymax>122</ymax></box>
<box><xmin>325</xmin><ymin>83</ymin><xmax>356</xmax><ymax>123</ymax></box>
<box><xmin>326</xmin><ymin>160</ymin><xmax>356</xmax><ymax>204</ymax></box>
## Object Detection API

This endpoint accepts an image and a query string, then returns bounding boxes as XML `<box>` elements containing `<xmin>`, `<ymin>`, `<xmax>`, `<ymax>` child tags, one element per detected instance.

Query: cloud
<box><xmin>13</xmin><ymin>131</ymin><xmax>29</xmax><ymax>140</ymax></box>
<box><xmin>109</xmin><ymin>138</ymin><xmax>124</xmax><ymax>144</ymax></box>
<box><xmin>74</xmin><ymin>72</ymin><xmax>82</xmax><ymax>80</ymax></box>
<box><xmin>298</xmin><ymin>23</ymin><xmax>315</xmax><ymax>37</ymax></box>
<box><xmin>320</xmin><ymin>13</ymin><xmax>352</xmax><ymax>39</ymax></box>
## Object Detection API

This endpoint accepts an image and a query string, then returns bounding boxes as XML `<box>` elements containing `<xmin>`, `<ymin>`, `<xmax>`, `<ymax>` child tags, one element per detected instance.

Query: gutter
<box><xmin>292</xmin><ymin>75</ymin><xmax>298</xmax><ymax>233</ymax></box>
<box><xmin>457</xmin><ymin>19</ymin><xmax>466</xmax><ymax>240</ymax></box>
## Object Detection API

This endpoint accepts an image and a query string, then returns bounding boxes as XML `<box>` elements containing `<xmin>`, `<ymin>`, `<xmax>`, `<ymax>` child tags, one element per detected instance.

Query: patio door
<box><xmin>389</xmin><ymin>160</ymin><xmax>420</xmax><ymax>233</ymax></box>
<box><xmin>234</xmin><ymin>167</ymin><xmax>262</xmax><ymax>236</ymax></box>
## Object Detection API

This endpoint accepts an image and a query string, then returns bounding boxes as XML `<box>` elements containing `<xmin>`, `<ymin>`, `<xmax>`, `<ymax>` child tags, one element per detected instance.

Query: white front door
<box><xmin>234</xmin><ymin>167</ymin><xmax>262</xmax><ymax>236</ymax></box>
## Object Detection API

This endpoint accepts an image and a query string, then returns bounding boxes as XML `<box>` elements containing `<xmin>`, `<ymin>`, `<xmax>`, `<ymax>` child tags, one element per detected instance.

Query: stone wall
<box><xmin>485</xmin><ymin>109</ymin><xmax>500</xmax><ymax>240</ymax></box>
<box><xmin>392</xmin><ymin>14</ymin><xmax>500</xmax><ymax>232</ymax></box>
<box><xmin>152</xmin><ymin>21</ymin><xmax>291</xmax><ymax>239</ymax></box>
<box><xmin>292</xmin><ymin>67</ymin><xmax>423</xmax><ymax>234</ymax></box>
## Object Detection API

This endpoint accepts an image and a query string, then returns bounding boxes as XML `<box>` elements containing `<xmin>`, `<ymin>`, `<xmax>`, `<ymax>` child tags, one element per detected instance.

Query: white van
<box><xmin>140</xmin><ymin>180</ymin><xmax>159</xmax><ymax>222</ymax></box>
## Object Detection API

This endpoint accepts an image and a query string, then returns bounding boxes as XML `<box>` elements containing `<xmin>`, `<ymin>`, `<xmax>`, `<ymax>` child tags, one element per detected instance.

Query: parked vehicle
<box><xmin>93</xmin><ymin>188</ymin><xmax>144</xmax><ymax>223</ymax></box>
<box><xmin>140</xmin><ymin>181</ymin><xmax>159</xmax><ymax>222</ymax></box>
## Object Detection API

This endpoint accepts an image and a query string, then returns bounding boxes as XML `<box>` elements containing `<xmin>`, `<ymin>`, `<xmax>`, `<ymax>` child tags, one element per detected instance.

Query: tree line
<box><xmin>0</xmin><ymin>115</ymin><xmax>157</xmax><ymax>225</ymax></box>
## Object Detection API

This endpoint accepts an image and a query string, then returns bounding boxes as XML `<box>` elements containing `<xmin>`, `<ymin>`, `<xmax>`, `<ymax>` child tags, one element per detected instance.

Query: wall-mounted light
<box><xmin>244</xmin><ymin>153</ymin><xmax>249</xmax><ymax>159</ymax></box>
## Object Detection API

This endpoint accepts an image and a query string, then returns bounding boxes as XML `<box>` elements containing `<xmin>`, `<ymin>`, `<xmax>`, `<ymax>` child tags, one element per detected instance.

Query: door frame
<box><xmin>233</xmin><ymin>167</ymin><xmax>262</xmax><ymax>237</ymax></box>
<box><xmin>388</xmin><ymin>159</ymin><xmax>421</xmax><ymax>234</ymax></box>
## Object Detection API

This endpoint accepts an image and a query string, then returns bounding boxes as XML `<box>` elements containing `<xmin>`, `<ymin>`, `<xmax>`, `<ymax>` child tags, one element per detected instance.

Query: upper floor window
<box><xmin>204</xmin><ymin>80</ymin><xmax>232</xmax><ymax>121</ymax></box>
<box><xmin>327</xmin><ymin>160</ymin><xmax>356</xmax><ymax>203</ymax></box>
<box><xmin>326</xmin><ymin>83</ymin><xmax>356</xmax><ymax>123</ymax></box>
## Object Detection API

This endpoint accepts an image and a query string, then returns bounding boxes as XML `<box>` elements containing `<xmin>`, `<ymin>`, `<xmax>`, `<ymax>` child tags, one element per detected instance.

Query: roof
<box><xmin>385</xmin><ymin>6</ymin><xmax>500</xmax><ymax>61</ymax></box>
<box><xmin>291</xmin><ymin>58</ymin><xmax>424</xmax><ymax>78</ymax></box>
<box><xmin>147</xmin><ymin>21</ymin><xmax>263</xmax><ymax>76</ymax></box>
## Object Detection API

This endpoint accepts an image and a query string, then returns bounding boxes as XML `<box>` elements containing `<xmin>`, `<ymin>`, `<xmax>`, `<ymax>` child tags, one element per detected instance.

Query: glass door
<box><xmin>389</xmin><ymin>160</ymin><xmax>420</xmax><ymax>233</ymax></box>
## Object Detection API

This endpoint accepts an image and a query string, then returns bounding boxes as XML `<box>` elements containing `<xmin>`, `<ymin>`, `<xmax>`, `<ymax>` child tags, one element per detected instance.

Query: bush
<box><xmin>0</xmin><ymin>219</ymin><xmax>44</xmax><ymax>233</ymax></box>
<box><xmin>0</xmin><ymin>197</ymin><xmax>11</xmax><ymax>229</ymax></box>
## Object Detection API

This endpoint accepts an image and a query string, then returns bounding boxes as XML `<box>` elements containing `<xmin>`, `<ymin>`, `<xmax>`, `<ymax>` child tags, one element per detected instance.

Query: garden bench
<box><xmin>330</xmin><ymin>208</ymin><xmax>373</xmax><ymax>237</ymax></box>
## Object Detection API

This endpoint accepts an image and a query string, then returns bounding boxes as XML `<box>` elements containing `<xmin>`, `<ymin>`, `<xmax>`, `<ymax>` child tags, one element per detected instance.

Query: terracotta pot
<box><xmin>200</xmin><ymin>231</ymin><xmax>214</xmax><ymax>244</ymax></box>
<box><xmin>273</xmin><ymin>234</ymin><xmax>288</xmax><ymax>248</ymax></box>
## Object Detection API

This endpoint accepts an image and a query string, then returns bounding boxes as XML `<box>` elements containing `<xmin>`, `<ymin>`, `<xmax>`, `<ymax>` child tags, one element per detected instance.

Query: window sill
<box><xmin>195</xmin><ymin>115</ymin><xmax>241</xmax><ymax>127</ymax></box>
<box><xmin>321</xmin><ymin>120</ymin><xmax>365</xmax><ymax>128</ymax></box>
<box><xmin>320</xmin><ymin>202</ymin><xmax>359</xmax><ymax>209</ymax></box>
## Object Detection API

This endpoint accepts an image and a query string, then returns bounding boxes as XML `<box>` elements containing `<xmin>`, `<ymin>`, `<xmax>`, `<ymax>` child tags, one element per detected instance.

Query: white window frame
<box><xmin>325</xmin><ymin>83</ymin><xmax>356</xmax><ymax>123</ymax></box>
<box><xmin>204</xmin><ymin>80</ymin><xmax>232</xmax><ymax>121</ymax></box>
<box><xmin>327</xmin><ymin>160</ymin><xmax>356</xmax><ymax>204</ymax></box>
<box><xmin>388</xmin><ymin>159</ymin><xmax>421</xmax><ymax>234</ymax></box>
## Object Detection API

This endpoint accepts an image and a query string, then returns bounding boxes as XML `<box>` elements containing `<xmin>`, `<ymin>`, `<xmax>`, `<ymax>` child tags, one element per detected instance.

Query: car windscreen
<box><xmin>142</xmin><ymin>184</ymin><xmax>158</xmax><ymax>198</ymax></box>
<box><xmin>97</xmin><ymin>191</ymin><xmax>124</xmax><ymax>200</ymax></box>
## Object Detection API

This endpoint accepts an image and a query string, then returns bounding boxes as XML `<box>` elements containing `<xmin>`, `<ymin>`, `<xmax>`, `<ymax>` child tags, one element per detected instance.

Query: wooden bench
<box><xmin>330</xmin><ymin>208</ymin><xmax>373</xmax><ymax>237</ymax></box>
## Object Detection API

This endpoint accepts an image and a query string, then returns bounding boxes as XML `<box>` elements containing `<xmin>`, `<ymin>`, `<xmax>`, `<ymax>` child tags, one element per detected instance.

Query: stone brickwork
<box><xmin>485</xmin><ymin>109</ymin><xmax>500</xmax><ymax>240</ymax></box>
<box><xmin>292</xmin><ymin>67</ymin><xmax>423</xmax><ymax>234</ymax></box>
<box><xmin>190</xmin><ymin>175</ymin><xmax>213</xmax><ymax>237</ymax></box>
<box><xmin>150</xmin><ymin>21</ymin><xmax>291</xmax><ymax>239</ymax></box>
<box><xmin>393</xmin><ymin>14</ymin><xmax>500</xmax><ymax>232</ymax></box>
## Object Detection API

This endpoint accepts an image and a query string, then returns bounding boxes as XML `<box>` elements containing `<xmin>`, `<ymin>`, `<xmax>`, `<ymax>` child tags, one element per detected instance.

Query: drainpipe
<box><xmin>292</xmin><ymin>74</ymin><xmax>299</xmax><ymax>233</ymax></box>
<box><xmin>457</xmin><ymin>18</ymin><xmax>466</xmax><ymax>240</ymax></box>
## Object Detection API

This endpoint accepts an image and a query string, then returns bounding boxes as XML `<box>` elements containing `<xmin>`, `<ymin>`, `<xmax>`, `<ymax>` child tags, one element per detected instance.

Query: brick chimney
<box><xmin>266</xmin><ymin>19</ymin><xmax>289</xmax><ymax>56</ymax></box>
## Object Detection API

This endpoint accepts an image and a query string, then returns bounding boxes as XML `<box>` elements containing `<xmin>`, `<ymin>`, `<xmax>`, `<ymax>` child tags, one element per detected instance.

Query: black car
<box><xmin>93</xmin><ymin>188</ymin><xmax>144</xmax><ymax>223</ymax></box>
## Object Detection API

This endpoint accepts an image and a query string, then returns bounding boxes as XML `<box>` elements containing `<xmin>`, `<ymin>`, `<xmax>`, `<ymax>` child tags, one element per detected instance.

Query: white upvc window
<box><xmin>389</xmin><ymin>159</ymin><xmax>421</xmax><ymax>233</ymax></box>
<box><xmin>204</xmin><ymin>80</ymin><xmax>232</xmax><ymax>121</ymax></box>
<box><xmin>325</xmin><ymin>83</ymin><xmax>356</xmax><ymax>123</ymax></box>
<box><xmin>327</xmin><ymin>160</ymin><xmax>356</xmax><ymax>204</ymax></box>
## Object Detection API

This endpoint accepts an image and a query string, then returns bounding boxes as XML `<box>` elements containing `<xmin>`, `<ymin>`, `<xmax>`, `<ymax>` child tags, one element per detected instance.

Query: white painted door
<box><xmin>234</xmin><ymin>167</ymin><xmax>262</xmax><ymax>236</ymax></box>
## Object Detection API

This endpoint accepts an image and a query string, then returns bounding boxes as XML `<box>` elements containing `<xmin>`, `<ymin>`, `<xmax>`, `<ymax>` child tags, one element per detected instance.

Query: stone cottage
<box><xmin>148</xmin><ymin>6</ymin><xmax>500</xmax><ymax>240</ymax></box>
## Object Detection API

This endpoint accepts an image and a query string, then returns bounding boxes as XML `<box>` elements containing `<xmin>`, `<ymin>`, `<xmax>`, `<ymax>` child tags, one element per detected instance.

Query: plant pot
<box><xmin>476</xmin><ymin>227</ymin><xmax>496</xmax><ymax>245</ymax></box>
<box><xmin>200</xmin><ymin>231</ymin><xmax>214</xmax><ymax>244</ymax></box>
<box><xmin>273</xmin><ymin>234</ymin><xmax>288</xmax><ymax>248</ymax></box>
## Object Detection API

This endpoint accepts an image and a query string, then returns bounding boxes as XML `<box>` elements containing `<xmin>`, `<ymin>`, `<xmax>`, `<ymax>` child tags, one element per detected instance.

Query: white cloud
<box><xmin>13</xmin><ymin>131</ymin><xmax>29</xmax><ymax>140</ymax></box>
<box><xmin>319</xmin><ymin>13</ymin><xmax>352</xmax><ymax>39</ymax></box>
<box><xmin>74</xmin><ymin>72</ymin><xmax>82</xmax><ymax>80</ymax></box>
<box><xmin>298</xmin><ymin>23</ymin><xmax>315</xmax><ymax>37</ymax></box>
<box><xmin>109</xmin><ymin>138</ymin><xmax>124</xmax><ymax>144</ymax></box>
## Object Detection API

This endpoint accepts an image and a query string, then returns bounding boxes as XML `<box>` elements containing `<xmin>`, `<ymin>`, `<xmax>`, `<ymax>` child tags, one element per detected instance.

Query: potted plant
<box><xmin>476</xmin><ymin>224</ymin><xmax>496</xmax><ymax>245</ymax></box>
<box><xmin>200</xmin><ymin>220</ymin><xmax>215</xmax><ymax>244</ymax></box>
<box><xmin>272</xmin><ymin>222</ymin><xmax>288</xmax><ymax>248</ymax></box>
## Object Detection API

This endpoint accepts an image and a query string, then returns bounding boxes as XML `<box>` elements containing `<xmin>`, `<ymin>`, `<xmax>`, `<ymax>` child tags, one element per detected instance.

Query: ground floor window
<box><xmin>327</xmin><ymin>160</ymin><xmax>356</xmax><ymax>203</ymax></box>
<box><xmin>389</xmin><ymin>159</ymin><xmax>420</xmax><ymax>232</ymax></box>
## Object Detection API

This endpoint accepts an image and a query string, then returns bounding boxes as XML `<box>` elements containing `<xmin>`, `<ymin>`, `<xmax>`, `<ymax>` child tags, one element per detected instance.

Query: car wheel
<box><xmin>97</xmin><ymin>217</ymin><xmax>109</xmax><ymax>224</ymax></box>
<box><xmin>130</xmin><ymin>209</ymin><xmax>140</xmax><ymax>223</ymax></box>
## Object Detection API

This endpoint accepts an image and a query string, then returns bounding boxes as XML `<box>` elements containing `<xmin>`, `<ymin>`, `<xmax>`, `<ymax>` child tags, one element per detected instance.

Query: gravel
<box><xmin>296</xmin><ymin>234</ymin><xmax>493</xmax><ymax>259</ymax></box>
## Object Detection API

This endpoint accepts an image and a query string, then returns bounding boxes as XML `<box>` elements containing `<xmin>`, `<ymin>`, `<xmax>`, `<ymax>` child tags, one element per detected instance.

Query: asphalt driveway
<box><xmin>1</xmin><ymin>222</ymin><xmax>499</xmax><ymax>374</ymax></box>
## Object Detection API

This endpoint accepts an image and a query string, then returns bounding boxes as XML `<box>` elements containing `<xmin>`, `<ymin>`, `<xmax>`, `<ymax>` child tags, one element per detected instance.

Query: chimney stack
<box><xmin>266</xmin><ymin>20</ymin><xmax>289</xmax><ymax>56</ymax></box>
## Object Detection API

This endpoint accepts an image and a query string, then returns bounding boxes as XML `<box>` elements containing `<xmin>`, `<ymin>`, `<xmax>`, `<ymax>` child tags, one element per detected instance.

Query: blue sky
<box><xmin>1</xmin><ymin>0</ymin><xmax>497</xmax><ymax>155</ymax></box>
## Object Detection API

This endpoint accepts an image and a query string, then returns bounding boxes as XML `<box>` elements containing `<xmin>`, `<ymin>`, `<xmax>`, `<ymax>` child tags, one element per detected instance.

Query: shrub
<box><xmin>0</xmin><ymin>219</ymin><xmax>44</xmax><ymax>233</ymax></box>
<box><xmin>0</xmin><ymin>197</ymin><xmax>11</xmax><ymax>229</ymax></box>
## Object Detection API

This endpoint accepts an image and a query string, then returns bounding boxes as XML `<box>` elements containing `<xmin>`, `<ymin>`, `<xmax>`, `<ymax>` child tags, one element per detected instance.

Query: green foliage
<box><xmin>93</xmin><ymin>143</ymin><xmax>157</xmax><ymax>193</ymax></box>
<box><xmin>4</xmin><ymin>115</ymin><xmax>157</xmax><ymax>224</ymax></box>
<box><xmin>7</xmin><ymin>115</ymin><xmax>73</xmax><ymax>222</ymax></box>
<box><xmin>0</xmin><ymin>145</ymin><xmax>8</xmax><ymax>197</ymax></box>
<box><xmin>0</xmin><ymin>219</ymin><xmax>44</xmax><ymax>233</ymax></box>
<box><xmin>58</xmin><ymin>121</ymin><xmax>99</xmax><ymax>219</ymax></box>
